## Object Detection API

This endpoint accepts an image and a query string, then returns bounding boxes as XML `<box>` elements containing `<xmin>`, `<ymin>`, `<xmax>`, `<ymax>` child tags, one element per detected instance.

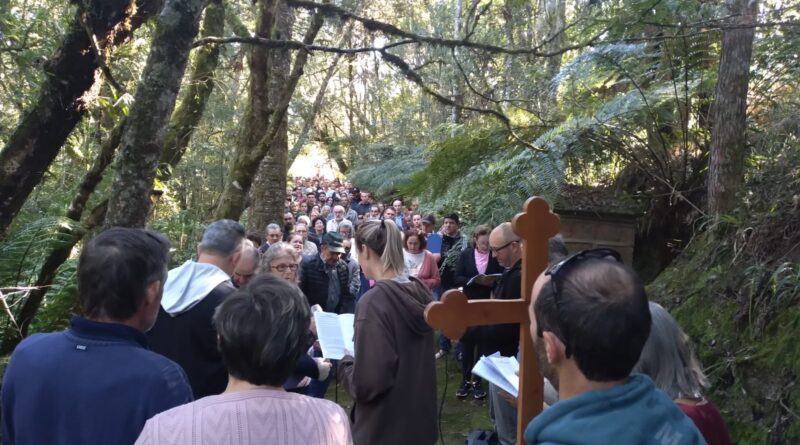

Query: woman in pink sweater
<box><xmin>403</xmin><ymin>229</ymin><xmax>441</xmax><ymax>290</ymax></box>
<box><xmin>135</xmin><ymin>275</ymin><xmax>352</xmax><ymax>445</ymax></box>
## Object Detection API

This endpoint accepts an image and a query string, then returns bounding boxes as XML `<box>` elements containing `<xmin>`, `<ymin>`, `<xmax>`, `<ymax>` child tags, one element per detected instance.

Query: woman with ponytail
<box><xmin>339</xmin><ymin>219</ymin><xmax>438</xmax><ymax>445</ymax></box>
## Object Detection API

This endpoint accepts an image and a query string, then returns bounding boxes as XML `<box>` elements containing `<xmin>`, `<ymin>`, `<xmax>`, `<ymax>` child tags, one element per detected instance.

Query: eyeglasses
<box><xmin>539</xmin><ymin>248</ymin><xmax>622</xmax><ymax>356</ymax></box>
<box><xmin>489</xmin><ymin>240</ymin><xmax>516</xmax><ymax>254</ymax></box>
<box><xmin>271</xmin><ymin>263</ymin><xmax>299</xmax><ymax>272</ymax></box>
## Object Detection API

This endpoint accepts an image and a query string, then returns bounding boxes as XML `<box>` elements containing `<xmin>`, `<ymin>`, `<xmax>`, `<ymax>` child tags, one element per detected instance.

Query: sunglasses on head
<box><xmin>538</xmin><ymin>248</ymin><xmax>623</xmax><ymax>357</ymax></box>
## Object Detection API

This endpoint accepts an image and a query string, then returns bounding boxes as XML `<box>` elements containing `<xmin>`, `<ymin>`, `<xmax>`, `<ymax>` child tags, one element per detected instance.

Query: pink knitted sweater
<box><xmin>135</xmin><ymin>388</ymin><xmax>352</xmax><ymax>445</ymax></box>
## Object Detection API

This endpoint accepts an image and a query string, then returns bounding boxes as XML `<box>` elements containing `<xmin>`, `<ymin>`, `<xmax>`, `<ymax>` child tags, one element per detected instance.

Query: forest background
<box><xmin>0</xmin><ymin>0</ymin><xmax>798</xmax><ymax>442</ymax></box>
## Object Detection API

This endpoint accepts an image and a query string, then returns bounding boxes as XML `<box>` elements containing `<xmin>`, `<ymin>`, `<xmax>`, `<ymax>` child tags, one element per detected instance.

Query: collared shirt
<box><xmin>2</xmin><ymin>316</ymin><xmax>192</xmax><ymax>445</ymax></box>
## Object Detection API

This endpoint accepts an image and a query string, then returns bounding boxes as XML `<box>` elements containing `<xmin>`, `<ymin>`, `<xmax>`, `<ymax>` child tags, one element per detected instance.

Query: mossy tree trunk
<box><xmin>158</xmin><ymin>0</ymin><xmax>226</xmax><ymax>181</ymax></box>
<box><xmin>708</xmin><ymin>0</ymin><xmax>758</xmax><ymax>218</ymax></box>
<box><xmin>1</xmin><ymin>2</ymin><xmax>227</xmax><ymax>353</ymax></box>
<box><xmin>249</xmin><ymin>1</ymin><xmax>294</xmax><ymax>233</ymax></box>
<box><xmin>104</xmin><ymin>0</ymin><xmax>206</xmax><ymax>228</ymax></box>
<box><xmin>213</xmin><ymin>0</ymin><xmax>324</xmax><ymax>221</ymax></box>
<box><xmin>0</xmin><ymin>0</ymin><xmax>162</xmax><ymax>237</ymax></box>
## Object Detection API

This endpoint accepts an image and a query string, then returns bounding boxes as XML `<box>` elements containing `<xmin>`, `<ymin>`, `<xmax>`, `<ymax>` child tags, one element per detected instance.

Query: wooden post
<box><xmin>425</xmin><ymin>197</ymin><xmax>560</xmax><ymax>444</ymax></box>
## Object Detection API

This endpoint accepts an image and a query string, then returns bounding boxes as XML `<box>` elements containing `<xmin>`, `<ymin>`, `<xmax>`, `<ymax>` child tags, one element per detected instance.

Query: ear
<box><xmin>230</xmin><ymin>249</ymin><xmax>243</xmax><ymax>267</ymax></box>
<box><xmin>542</xmin><ymin>331</ymin><xmax>567</xmax><ymax>365</ymax></box>
<box><xmin>143</xmin><ymin>279</ymin><xmax>162</xmax><ymax>309</ymax></box>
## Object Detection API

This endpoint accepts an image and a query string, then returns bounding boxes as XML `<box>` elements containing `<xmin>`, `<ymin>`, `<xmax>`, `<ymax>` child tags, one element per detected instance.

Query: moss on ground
<box><xmin>648</xmin><ymin>230</ymin><xmax>799</xmax><ymax>445</ymax></box>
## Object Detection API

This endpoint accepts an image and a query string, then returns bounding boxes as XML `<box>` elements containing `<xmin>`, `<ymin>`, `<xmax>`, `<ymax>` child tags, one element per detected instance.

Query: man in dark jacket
<box><xmin>147</xmin><ymin>219</ymin><xmax>245</xmax><ymax>399</ymax></box>
<box><xmin>298</xmin><ymin>232</ymin><xmax>355</xmax><ymax>314</ymax></box>
<box><xmin>298</xmin><ymin>232</ymin><xmax>355</xmax><ymax>398</ymax></box>
<box><xmin>1</xmin><ymin>228</ymin><xmax>192</xmax><ymax>445</ymax></box>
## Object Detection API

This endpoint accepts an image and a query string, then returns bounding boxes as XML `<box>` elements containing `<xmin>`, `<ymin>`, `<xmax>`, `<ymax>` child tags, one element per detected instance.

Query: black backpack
<box><xmin>466</xmin><ymin>430</ymin><xmax>500</xmax><ymax>445</ymax></box>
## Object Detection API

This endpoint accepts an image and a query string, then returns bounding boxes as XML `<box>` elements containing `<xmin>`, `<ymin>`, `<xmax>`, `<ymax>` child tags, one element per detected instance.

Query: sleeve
<box><xmin>339</xmin><ymin>311</ymin><xmax>398</xmax><ymax>403</ymax></box>
<box><xmin>453</xmin><ymin>249</ymin><xmax>471</xmax><ymax>288</ymax></box>
<box><xmin>348</xmin><ymin>263</ymin><xmax>361</xmax><ymax>296</ymax></box>
<box><xmin>151</xmin><ymin>361</ymin><xmax>193</xmax><ymax>415</ymax></box>
<box><xmin>293</xmin><ymin>353</ymin><xmax>320</xmax><ymax>380</ymax></box>
<box><xmin>419</xmin><ymin>252</ymin><xmax>441</xmax><ymax>290</ymax></box>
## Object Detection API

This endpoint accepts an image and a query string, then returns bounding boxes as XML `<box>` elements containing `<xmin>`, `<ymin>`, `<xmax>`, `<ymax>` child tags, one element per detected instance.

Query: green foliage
<box><xmin>0</xmin><ymin>217</ymin><xmax>84</xmax><ymax>335</ymax></box>
<box><xmin>28</xmin><ymin>258</ymin><xmax>78</xmax><ymax>334</ymax></box>
<box><xmin>347</xmin><ymin>143</ymin><xmax>427</xmax><ymax>197</ymax></box>
<box><xmin>400</xmin><ymin>121</ymin><xmax>564</xmax><ymax>226</ymax></box>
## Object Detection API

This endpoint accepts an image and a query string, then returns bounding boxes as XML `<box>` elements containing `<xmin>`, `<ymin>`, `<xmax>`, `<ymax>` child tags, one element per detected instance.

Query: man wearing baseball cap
<box><xmin>299</xmin><ymin>231</ymin><xmax>354</xmax><ymax>315</ymax></box>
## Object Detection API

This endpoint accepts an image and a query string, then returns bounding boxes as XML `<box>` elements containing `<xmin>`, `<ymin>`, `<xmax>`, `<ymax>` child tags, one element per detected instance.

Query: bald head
<box><xmin>489</xmin><ymin>222</ymin><xmax>521</xmax><ymax>267</ymax></box>
<box><xmin>233</xmin><ymin>242</ymin><xmax>259</xmax><ymax>288</ymax></box>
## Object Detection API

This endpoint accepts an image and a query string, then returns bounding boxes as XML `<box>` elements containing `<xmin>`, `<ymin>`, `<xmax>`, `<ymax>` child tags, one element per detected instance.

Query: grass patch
<box><xmin>325</xmin><ymin>350</ymin><xmax>495</xmax><ymax>444</ymax></box>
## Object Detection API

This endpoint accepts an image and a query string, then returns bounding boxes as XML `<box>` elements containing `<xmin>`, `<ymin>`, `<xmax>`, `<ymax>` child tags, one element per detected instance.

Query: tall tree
<box><xmin>708</xmin><ymin>0</ymin><xmax>758</xmax><ymax>217</ymax></box>
<box><xmin>248</xmin><ymin>1</ymin><xmax>294</xmax><ymax>233</ymax></box>
<box><xmin>213</xmin><ymin>1</ymin><xmax>324</xmax><ymax>221</ymax></box>
<box><xmin>104</xmin><ymin>0</ymin><xmax>207</xmax><ymax>227</ymax></box>
<box><xmin>0</xmin><ymin>0</ymin><xmax>227</xmax><ymax>353</ymax></box>
<box><xmin>0</xmin><ymin>0</ymin><xmax>162</xmax><ymax>236</ymax></box>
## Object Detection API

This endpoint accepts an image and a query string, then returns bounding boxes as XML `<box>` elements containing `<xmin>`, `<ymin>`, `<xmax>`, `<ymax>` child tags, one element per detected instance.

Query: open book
<box><xmin>466</xmin><ymin>273</ymin><xmax>503</xmax><ymax>287</ymax></box>
<box><xmin>471</xmin><ymin>352</ymin><xmax>519</xmax><ymax>397</ymax></box>
<box><xmin>313</xmin><ymin>310</ymin><xmax>355</xmax><ymax>360</ymax></box>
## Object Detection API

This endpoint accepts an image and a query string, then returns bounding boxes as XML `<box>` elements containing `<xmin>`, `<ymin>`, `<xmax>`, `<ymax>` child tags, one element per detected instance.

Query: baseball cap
<box><xmin>422</xmin><ymin>214</ymin><xmax>436</xmax><ymax>226</ymax></box>
<box><xmin>321</xmin><ymin>232</ymin><xmax>345</xmax><ymax>253</ymax></box>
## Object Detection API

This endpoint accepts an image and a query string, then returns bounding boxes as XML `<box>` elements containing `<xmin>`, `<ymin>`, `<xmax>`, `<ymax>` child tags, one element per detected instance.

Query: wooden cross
<box><xmin>425</xmin><ymin>197</ymin><xmax>560</xmax><ymax>444</ymax></box>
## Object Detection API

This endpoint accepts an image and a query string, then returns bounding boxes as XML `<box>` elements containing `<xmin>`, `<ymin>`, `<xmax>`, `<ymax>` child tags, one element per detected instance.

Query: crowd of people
<box><xmin>0</xmin><ymin>175</ymin><xmax>731</xmax><ymax>445</ymax></box>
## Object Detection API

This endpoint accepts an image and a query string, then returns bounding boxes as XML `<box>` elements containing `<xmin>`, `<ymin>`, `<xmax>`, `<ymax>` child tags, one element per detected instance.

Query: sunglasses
<box><xmin>539</xmin><ymin>248</ymin><xmax>623</xmax><ymax>356</ymax></box>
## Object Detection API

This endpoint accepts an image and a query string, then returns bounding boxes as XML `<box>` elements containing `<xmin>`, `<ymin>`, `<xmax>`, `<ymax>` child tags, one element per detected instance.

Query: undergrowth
<box><xmin>648</xmin><ymin>147</ymin><xmax>800</xmax><ymax>444</ymax></box>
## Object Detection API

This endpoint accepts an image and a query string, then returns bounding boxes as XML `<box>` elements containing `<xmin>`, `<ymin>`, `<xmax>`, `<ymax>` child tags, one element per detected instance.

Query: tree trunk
<box><xmin>0</xmin><ymin>2</ymin><xmax>226</xmax><ymax>353</ymax></box>
<box><xmin>158</xmin><ymin>0</ymin><xmax>226</xmax><ymax>181</ymax></box>
<box><xmin>248</xmin><ymin>1</ymin><xmax>294</xmax><ymax>233</ymax></box>
<box><xmin>104</xmin><ymin>0</ymin><xmax>206</xmax><ymax>228</ymax></box>
<box><xmin>213</xmin><ymin>0</ymin><xmax>278</xmax><ymax>221</ymax></box>
<box><xmin>213</xmin><ymin>2</ymin><xmax>324</xmax><ymax>221</ymax></box>
<box><xmin>450</xmin><ymin>0</ymin><xmax>464</xmax><ymax>124</ymax></box>
<box><xmin>0</xmin><ymin>0</ymin><xmax>162</xmax><ymax>236</ymax></box>
<box><xmin>708</xmin><ymin>0</ymin><xmax>758</xmax><ymax>217</ymax></box>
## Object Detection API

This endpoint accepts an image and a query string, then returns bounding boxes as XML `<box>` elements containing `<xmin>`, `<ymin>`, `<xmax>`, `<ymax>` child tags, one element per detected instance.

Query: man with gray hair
<box><xmin>148</xmin><ymin>219</ymin><xmax>245</xmax><ymax>399</ymax></box>
<box><xmin>260</xmin><ymin>223</ymin><xmax>283</xmax><ymax>254</ymax></box>
<box><xmin>326</xmin><ymin>205</ymin><xmax>346</xmax><ymax>232</ymax></box>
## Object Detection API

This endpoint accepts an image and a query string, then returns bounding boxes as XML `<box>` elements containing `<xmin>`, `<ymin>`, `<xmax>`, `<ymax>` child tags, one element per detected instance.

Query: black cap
<box><xmin>321</xmin><ymin>232</ymin><xmax>345</xmax><ymax>253</ymax></box>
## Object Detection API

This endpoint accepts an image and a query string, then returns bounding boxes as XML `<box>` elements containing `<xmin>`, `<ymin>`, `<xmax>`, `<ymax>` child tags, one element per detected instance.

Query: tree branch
<box><xmin>286</xmin><ymin>0</ymin><xmax>606</xmax><ymax>57</ymax></box>
<box><xmin>379</xmin><ymin>49</ymin><xmax>544</xmax><ymax>151</ymax></box>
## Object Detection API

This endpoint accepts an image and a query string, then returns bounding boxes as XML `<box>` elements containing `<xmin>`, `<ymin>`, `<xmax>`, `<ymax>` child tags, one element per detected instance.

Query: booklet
<box><xmin>427</xmin><ymin>233</ymin><xmax>443</xmax><ymax>254</ymax></box>
<box><xmin>313</xmin><ymin>310</ymin><xmax>355</xmax><ymax>360</ymax></box>
<box><xmin>466</xmin><ymin>273</ymin><xmax>503</xmax><ymax>288</ymax></box>
<box><xmin>471</xmin><ymin>352</ymin><xmax>519</xmax><ymax>397</ymax></box>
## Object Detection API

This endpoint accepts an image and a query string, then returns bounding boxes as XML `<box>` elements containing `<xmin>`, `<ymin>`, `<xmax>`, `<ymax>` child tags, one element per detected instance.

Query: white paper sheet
<box><xmin>313</xmin><ymin>311</ymin><xmax>355</xmax><ymax>360</ymax></box>
<box><xmin>471</xmin><ymin>352</ymin><xmax>519</xmax><ymax>397</ymax></box>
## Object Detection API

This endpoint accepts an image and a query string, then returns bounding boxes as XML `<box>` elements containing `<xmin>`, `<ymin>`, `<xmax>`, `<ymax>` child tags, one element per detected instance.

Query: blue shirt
<box><xmin>1</xmin><ymin>316</ymin><xmax>192</xmax><ymax>445</ymax></box>
<box><xmin>525</xmin><ymin>374</ymin><xmax>707</xmax><ymax>445</ymax></box>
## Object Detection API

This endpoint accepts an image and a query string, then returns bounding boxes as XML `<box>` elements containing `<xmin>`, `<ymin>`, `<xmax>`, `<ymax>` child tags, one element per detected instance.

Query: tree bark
<box><xmin>249</xmin><ymin>1</ymin><xmax>294</xmax><ymax>233</ymax></box>
<box><xmin>213</xmin><ymin>1</ymin><xmax>324</xmax><ymax>221</ymax></box>
<box><xmin>0</xmin><ymin>2</ymin><xmax>227</xmax><ymax>352</ymax></box>
<box><xmin>104</xmin><ymin>0</ymin><xmax>206</xmax><ymax>228</ymax></box>
<box><xmin>708</xmin><ymin>0</ymin><xmax>758</xmax><ymax>217</ymax></box>
<box><xmin>0</xmin><ymin>0</ymin><xmax>162</xmax><ymax>236</ymax></box>
<box><xmin>158</xmin><ymin>0</ymin><xmax>225</xmax><ymax>181</ymax></box>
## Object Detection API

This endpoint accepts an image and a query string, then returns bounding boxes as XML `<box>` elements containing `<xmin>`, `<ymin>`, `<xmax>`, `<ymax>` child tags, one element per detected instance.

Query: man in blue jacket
<box><xmin>1</xmin><ymin>228</ymin><xmax>193</xmax><ymax>445</ymax></box>
<box><xmin>526</xmin><ymin>249</ymin><xmax>706</xmax><ymax>445</ymax></box>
